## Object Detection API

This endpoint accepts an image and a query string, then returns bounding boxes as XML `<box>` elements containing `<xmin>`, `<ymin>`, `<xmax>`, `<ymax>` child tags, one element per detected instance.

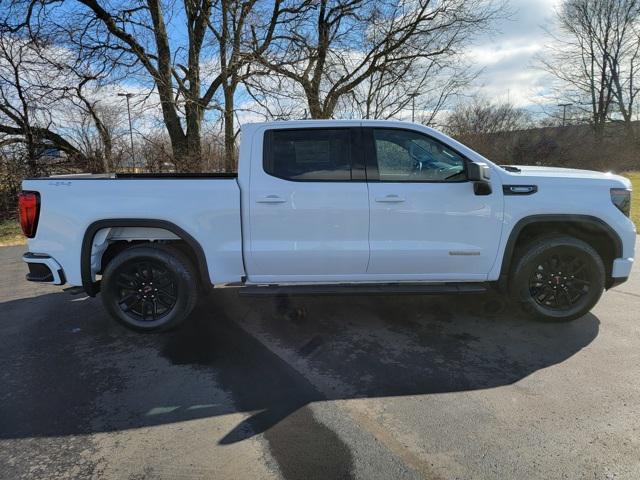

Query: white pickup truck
<box><xmin>19</xmin><ymin>120</ymin><xmax>635</xmax><ymax>331</ymax></box>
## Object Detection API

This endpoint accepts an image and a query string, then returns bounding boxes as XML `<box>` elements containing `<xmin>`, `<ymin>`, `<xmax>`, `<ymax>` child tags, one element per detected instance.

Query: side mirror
<box><xmin>467</xmin><ymin>162</ymin><xmax>491</xmax><ymax>182</ymax></box>
<box><xmin>467</xmin><ymin>162</ymin><xmax>492</xmax><ymax>196</ymax></box>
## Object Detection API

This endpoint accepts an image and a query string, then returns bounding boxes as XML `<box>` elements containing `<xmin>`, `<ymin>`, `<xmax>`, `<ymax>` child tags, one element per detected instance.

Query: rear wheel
<box><xmin>510</xmin><ymin>235</ymin><xmax>605</xmax><ymax>322</ymax></box>
<box><xmin>101</xmin><ymin>244</ymin><xmax>198</xmax><ymax>332</ymax></box>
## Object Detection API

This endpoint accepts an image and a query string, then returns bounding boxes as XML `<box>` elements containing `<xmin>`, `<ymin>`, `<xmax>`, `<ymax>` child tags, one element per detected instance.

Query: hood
<box><xmin>501</xmin><ymin>165</ymin><xmax>632</xmax><ymax>187</ymax></box>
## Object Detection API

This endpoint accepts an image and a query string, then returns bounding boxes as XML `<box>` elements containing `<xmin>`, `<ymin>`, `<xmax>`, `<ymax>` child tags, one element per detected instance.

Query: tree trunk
<box><xmin>223</xmin><ymin>84</ymin><xmax>236</xmax><ymax>172</ymax></box>
<box><xmin>24</xmin><ymin>127</ymin><xmax>38</xmax><ymax>176</ymax></box>
<box><xmin>167</xmin><ymin>101</ymin><xmax>203</xmax><ymax>172</ymax></box>
<box><xmin>307</xmin><ymin>87</ymin><xmax>331</xmax><ymax>119</ymax></box>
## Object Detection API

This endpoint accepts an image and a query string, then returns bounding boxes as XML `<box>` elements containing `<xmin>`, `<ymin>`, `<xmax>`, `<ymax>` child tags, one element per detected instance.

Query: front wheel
<box><xmin>101</xmin><ymin>244</ymin><xmax>198</xmax><ymax>332</ymax></box>
<box><xmin>510</xmin><ymin>235</ymin><xmax>605</xmax><ymax>322</ymax></box>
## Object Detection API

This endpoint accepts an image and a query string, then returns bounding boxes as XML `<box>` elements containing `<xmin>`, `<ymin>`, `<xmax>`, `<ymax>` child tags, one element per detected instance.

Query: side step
<box><xmin>238</xmin><ymin>282</ymin><xmax>489</xmax><ymax>297</ymax></box>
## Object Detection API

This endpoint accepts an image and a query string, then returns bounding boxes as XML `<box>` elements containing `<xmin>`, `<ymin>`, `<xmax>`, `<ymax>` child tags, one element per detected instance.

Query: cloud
<box><xmin>465</xmin><ymin>0</ymin><xmax>562</xmax><ymax>110</ymax></box>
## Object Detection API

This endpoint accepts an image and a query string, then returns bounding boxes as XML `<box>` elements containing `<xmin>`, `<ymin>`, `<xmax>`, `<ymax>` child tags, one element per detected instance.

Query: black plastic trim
<box><xmin>24</xmin><ymin>173</ymin><xmax>237</xmax><ymax>180</ymax></box>
<box><xmin>80</xmin><ymin>219</ymin><xmax>211</xmax><ymax>297</ymax></box>
<box><xmin>115</xmin><ymin>172</ymin><xmax>237</xmax><ymax>179</ymax></box>
<box><xmin>23</xmin><ymin>252</ymin><xmax>51</xmax><ymax>259</ymax></box>
<box><xmin>608</xmin><ymin>276</ymin><xmax>629</xmax><ymax>289</ymax></box>
<box><xmin>474</xmin><ymin>182</ymin><xmax>492</xmax><ymax>196</ymax></box>
<box><xmin>26</xmin><ymin>262</ymin><xmax>53</xmax><ymax>282</ymax></box>
<box><xmin>351</xmin><ymin>127</ymin><xmax>367</xmax><ymax>181</ymax></box>
<box><xmin>239</xmin><ymin>282</ymin><xmax>488</xmax><ymax>297</ymax></box>
<box><xmin>503</xmin><ymin>185</ymin><xmax>538</xmax><ymax>195</ymax></box>
<box><xmin>498</xmin><ymin>214</ymin><xmax>623</xmax><ymax>291</ymax></box>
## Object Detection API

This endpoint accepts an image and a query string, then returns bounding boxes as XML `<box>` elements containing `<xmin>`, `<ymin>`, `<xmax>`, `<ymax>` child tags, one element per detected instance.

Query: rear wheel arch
<box><xmin>498</xmin><ymin>215</ymin><xmax>622</xmax><ymax>291</ymax></box>
<box><xmin>81</xmin><ymin>219</ymin><xmax>210</xmax><ymax>296</ymax></box>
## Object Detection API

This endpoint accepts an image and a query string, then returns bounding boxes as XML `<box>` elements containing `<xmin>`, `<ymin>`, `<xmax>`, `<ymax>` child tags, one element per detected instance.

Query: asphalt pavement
<box><xmin>1</xmin><ymin>242</ymin><xmax>639</xmax><ymax>480</ymax></box>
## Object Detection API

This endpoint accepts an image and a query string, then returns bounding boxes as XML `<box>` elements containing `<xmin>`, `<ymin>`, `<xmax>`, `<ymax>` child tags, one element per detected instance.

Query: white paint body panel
<box><xmin>367</xmin><ymin>180</ymin><xmax>503</xmax><ymax>281</ymax></box>
<box><xmin>23</xmin><ymin>120</ymin><xmax>636</xmax><ymax>289</ymax></box>
<box><xmin>23</xmin><ymin>178</ymin><xmax>244</xmax><ymax>285</ymax></box>
<box><xmin>242</xmin><ymin>121</ymin><xmax>370</xmax><ymax>282</ymax></box>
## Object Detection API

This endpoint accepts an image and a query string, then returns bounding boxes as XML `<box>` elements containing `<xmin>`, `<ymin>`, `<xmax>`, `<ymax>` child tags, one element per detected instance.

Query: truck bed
<box><xmin>22</xmin><ymin>175</ymin><xmax>244</xmax><ymax>287</ymax></box>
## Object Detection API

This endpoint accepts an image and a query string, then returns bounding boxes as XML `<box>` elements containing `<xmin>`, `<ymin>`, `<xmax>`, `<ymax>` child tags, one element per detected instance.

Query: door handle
<box><xmin>375</xmin><ymin>194</ymin><xmax>405</xmax><ymax>203</ymax></box>
<box><xmin>257</xmin><ymin>194</ymin><xmax>287</xmax><ymax>204</ymax></box>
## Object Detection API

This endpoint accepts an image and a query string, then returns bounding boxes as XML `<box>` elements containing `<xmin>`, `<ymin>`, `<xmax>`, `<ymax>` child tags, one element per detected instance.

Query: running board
<box><xmin>238</xmin><ymin>282</ymin><xmax>489</xmax><ymax>297</ymax></box>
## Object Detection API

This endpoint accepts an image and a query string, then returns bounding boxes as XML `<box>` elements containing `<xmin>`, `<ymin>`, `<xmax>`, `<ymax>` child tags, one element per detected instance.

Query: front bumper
<box><xmin>607</xmin><ymin>257</ymin><xmax>634</xmax><ymax>289</ymax></box>
<box><xmin>23</xmin><ymin>252</ymin><xmax>66</xmax><ymax>285</ymax></box>
<box><xmin>612</xmin><ymin>257</ymin><xmax>634</xmax><ymax>278</ymax></box>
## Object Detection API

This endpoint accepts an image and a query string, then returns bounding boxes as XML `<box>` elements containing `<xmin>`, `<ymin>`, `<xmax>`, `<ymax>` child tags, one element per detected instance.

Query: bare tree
<box><xmin>2</xmin><ymin>0</ymin><xmax>294</xmax><ymax>171</ymax></box>
<box><xmin>253</xmin><ymin>0</ymin><xmax>504</xmax><ymax>120</ymax></box>
<box><xmin>70</xmin><ymin>99</ymin><xmax>126</xmax><ymax>172</ymax></box>
<box><xmin>345</xmin><ymin>58</ymin><xmax>477</xmax><ymax>122</ymax></box>
<box><xmin>540</xmin><ymin>0</ymin><xmax>640</xmax><ymax>138</ymax></box>
<box><xmin>446</xmin><ymin>98</ymin><xmax>532</xmax><ymax>137</ymax></box>
<box><xmin>606</xmin><ymin>0</ymin><xmax>640</xmax><ymax>135</ymax></box>
<box><xmin>0</xmin><ymin>36</ymin><xmax>83</xmax><ymax>175</ymax></box>
<box><xmin>209</xmin><ymin>0</ymin><xmax>293</xmax><ymax>170</ymax></box>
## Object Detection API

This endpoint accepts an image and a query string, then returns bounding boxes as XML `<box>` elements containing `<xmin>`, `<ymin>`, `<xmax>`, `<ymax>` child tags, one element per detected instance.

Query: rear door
<box><xmin>364</xmin><ymin>127</ymin><xmax>503</xmax><ymax>281</ymax></box>
<box><xmin>246</xmin><ymin>126</ymin><xmax>370</xmax><ymax>283</ymax></box>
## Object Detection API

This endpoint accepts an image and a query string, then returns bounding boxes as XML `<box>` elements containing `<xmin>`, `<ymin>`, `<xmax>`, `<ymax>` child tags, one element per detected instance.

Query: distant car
<box><xmin>19</xmin><ymin>120</ymin><xmax>635</xmax><ymax>331</ymax></box>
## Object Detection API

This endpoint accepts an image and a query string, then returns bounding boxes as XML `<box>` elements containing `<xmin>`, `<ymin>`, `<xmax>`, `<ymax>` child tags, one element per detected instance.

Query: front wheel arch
<box><xmin>498</xmin><ymin>215</ymin><xmax>621</xmax><ymax>292</ymax></box>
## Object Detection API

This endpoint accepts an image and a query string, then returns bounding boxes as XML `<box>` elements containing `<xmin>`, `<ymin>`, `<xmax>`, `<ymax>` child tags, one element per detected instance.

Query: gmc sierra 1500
<box><xmin>19</xmin><ymin>120</ymin><xmax>635</xmax><ymax>331</ymax></box>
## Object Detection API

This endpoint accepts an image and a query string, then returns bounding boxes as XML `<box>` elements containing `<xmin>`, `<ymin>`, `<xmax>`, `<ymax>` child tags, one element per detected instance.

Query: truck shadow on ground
<box><xmin>0</xmin><ymin>289</ymin><xmax>599</xmax><ymax>453</ymax></box>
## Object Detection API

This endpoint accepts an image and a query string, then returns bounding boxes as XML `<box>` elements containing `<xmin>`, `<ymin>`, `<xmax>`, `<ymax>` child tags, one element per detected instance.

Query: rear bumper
<box><xmin>23</xmin><ymin>252</ymin><xmax>66</xmax><ymax>285</ymax></box>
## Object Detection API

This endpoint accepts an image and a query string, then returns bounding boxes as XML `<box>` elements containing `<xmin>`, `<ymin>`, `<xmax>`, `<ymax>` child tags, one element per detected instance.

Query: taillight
<box><xmin>610</xmin><ymin>188</ymin><xmax>631</xmax><ymax>217</ymax></box>
<box><xmin>18</xmin><ymin>191</ymin><xmax>40</xmax><ymax>238</ymax></box>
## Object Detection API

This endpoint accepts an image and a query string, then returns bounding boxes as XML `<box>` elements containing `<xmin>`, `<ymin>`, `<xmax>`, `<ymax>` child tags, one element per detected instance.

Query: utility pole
<box><xmin>558</xmin><ymin>103</ymin><xmax>572</xmax><ymax>127</ymax></box>
<box><xmin>117</xmin><ymin>93</ymin><xmax>136</xmax><ymax>171</ymax></box>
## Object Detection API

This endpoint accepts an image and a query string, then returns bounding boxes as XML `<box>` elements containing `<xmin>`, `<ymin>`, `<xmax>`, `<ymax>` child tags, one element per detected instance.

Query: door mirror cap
<box><xmin>467</xmin><ymin>162</ymin><xmax>491</xmax><ymax>182</ymax></box>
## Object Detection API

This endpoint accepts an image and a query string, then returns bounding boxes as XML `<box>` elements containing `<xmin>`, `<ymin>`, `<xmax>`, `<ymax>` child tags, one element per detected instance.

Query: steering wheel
<box><xmin>408</xmin><ymin>142</ymin><xmax>436</xmax><ymax>173</ymax></box>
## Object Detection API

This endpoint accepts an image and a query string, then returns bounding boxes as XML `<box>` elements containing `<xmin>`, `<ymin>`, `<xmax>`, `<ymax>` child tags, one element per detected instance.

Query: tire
<box><xmin>509</xmin><ymin>235</ymin><xmax>605</xmax><ymax>322</ymax></box>
<box><xmin>101</xmin><ymin>243</ymin><xmax>199</xmax><ymax>332</ymax></box>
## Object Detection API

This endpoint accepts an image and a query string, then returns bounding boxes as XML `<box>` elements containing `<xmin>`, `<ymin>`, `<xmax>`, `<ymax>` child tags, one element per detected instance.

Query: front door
<box><xmin>246</xmin><ymin>126</ymin><xmax>370</xmax><ymax>283</ymax></box>
<box><xmin>365</xmin><ymin>127</ymin><xmax>503</xmax><ymax>281</ymax></box>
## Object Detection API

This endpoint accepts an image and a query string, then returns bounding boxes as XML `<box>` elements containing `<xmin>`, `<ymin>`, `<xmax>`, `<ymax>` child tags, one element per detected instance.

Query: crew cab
<box><xmin>19</xmin><ymin>120</ymin><xmax>636</xmax><ymax>331</ymax></box>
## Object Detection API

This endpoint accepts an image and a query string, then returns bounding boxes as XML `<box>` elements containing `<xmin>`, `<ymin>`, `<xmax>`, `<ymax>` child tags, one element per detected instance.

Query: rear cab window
<box><xmin>263</xmin><ymin>129</ymin><xmax>353</xmax><ymax>181</ymax></box>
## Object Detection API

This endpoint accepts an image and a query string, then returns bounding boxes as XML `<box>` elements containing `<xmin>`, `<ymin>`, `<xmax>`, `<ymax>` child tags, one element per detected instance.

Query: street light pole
<box><xmin>558</xmin><ymin>103</ymin><xmax>572</xmax><ymax>127</ymax></box>
<box><xmin>408</xmin><ymin>92</ymin><xmax>419</xmax><ymax>123</ymax></box>
<box><xmin>412</xmin><ymin>95</ymin><xmax>415</xmax><ymax>123</ymax></box>
<box><xmin>412</xmin><ymin>94</ymin><xmax>417</xmax><ymax>123</ymax></box>
<box><xmin>117</xmin><ymin>93</ymin><xmax>136</xmax><ymax>171</ymax></box>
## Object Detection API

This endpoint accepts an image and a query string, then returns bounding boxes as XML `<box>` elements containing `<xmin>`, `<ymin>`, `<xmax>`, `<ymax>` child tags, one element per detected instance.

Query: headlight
<box><xmin>610</xmin><ymin>188</ymin><xmax>631</xmax><ymax>217</ymax></box>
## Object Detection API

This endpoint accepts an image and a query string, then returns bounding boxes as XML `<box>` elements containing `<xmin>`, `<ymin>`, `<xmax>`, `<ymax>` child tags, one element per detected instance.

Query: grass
<box><xmin>624</xmin><ymin>172</ymin><xmax>640</xmax><ymax>231</ymax></box>
<box><xmin>0</xmin><ymin>219</ymin><xmax>25</xmax><ymax>247</ymax></box>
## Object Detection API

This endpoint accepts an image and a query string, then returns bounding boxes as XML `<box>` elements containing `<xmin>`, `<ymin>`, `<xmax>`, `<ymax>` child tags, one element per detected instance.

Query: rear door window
<box><xmin>264</xmin><ymin>129</ymin><xmax>352</xmax><ymax>181</ymax></box>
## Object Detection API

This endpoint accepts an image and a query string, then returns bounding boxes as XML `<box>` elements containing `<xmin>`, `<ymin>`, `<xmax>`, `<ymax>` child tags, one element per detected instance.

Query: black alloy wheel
<box><xmin>115</xmin><ymin>259</ymin><xmax>178</xmax><ymax>322</ymax></box>
<box><xmin>528</xmin><ymin>251</ymin><xmax>592</xmax><ymax>311</ymax></box>
<box><xmin>101</xmin><ymin>244</ymin><xmax>198</xmax><ymax>332</ymax></box>
<box><xmin>510</xmin><ymin>235</ymin><xmax>605</xmax><ymax>322</ymax></box>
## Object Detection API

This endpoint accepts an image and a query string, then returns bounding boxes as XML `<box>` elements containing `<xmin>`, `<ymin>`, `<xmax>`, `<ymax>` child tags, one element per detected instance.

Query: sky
<box><xmin>230</xmin><ymin>0</ymin><xmax>566</xmax><ymax>126</ymax></box>
<box><xmin>465</xmin><ymin>0</ymin><xmax>562</xmax><ymax>114</ymax></box>
<box><xmin>49</xmin><ymin>0</ymin><xmax>567</xmax><ymax>136</ymax></box>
